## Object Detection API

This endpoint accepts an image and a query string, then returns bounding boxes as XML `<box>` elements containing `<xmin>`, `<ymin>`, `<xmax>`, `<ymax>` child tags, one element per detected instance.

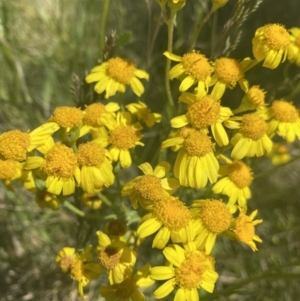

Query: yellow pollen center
<box><xmin>110</xmin><ymin>125</ymin><xmax>141</xmax><ymax>149</ymax></box>
<box><xmin>175</xmin><ymin>252</ymin><xmax>208</xmax><ymax>289</ymax></box>
<box><xmin>179</xmin><ymin>127</ymin><xmax>194</xmax><ymax>138</ymax></box>
<box><xmin>70</xmin><ymin>258</ymin><xmax>83</xmax><ymax>282</ymax></box>
<box><xmin>106</xmin><ymin>220</ymin><xmax>127</xmax><ymax>236</ymax></box>
<box><xmin>114</xmin><ymin>278</ymin><xmax>136</xmax><ymax>298</ymax></box>
<box><xmin>0</xmin><ymin>160</ymin><xmax>17</xmax><ymax>180</ymax></box>
<box><xmin>187</xmin><ymin>96</ymin><xmax>220</xmax><ymax>128</ymax></box>
<box><xmin>42</xmin><ymin>144</ymin><xmax>77</xmax><ymax>178</ymax></box>
<box><xmin>247</xmin><ymin>86</ymin><xmax>266</xmax><ymax>106</ymax></box>
<box><xmin>214</xmin><ymin>57</ymin><xmax>244</xmax><ymax>87</ymax></box>
<box><xmin>184</xmin><ymin>131</ymin><xmax>215</xmax><ymax>157</ymax></box>
<box><xmin>233</xmin><ymin>214</ymin><xmax>254</xmax><ymax>243</ymax></box>
<box><xmin>270</xmin><ymin>100</ymin><xmax>299</xmax><ymax>122</ymax></box>
<box><xmin>181</xmin><ymin>52</ymin><xmax>211</xmax><ymax>81</ymax></box>
<box><xmin>77</xmin><ymin>142</ymin><xmax>106</xmax><ymax>167</ymax></box>
<box><xmin>98</xmin><ymin>246</ymin><xmax>121</xmax><ymax>270</ymax></box>
<box><xmin>52</xmin><ymin>106</ymin><xmax>83</xmax><ymax>128</ymax></box>
<box><xmin>240</xmin><ymin>114</ymin><xmax>267</xmax><ymax>140</ymax></box>
<box><xmin>60</xmin><ymin>255</ymin><xmax>75</xmax><ymax>273</ymax></box>
<box><xmin>0</xmin><ymin>130</ymin><xmax>30</xmax><ymax>161</ymax></box>
<box><xmin>264</xmin><ymin>24</ymin><xmax>290</xmax><ymax>50</ymax></box>
<box><xmin>135</xmin><ymin>175</ymin><xmax>164</xmax><ymax>201</ymax></box>
<box><xmin>106</xmin><ymin>57</ymin><xmax>136</xmax><ymax>84</ymax></box>
<box><xmin>153</xmin><ymin>197</ymin><xmax>191</xmax><ymax>231</ymax></box>
<box><xmin>228</xmin><ymin>161</ymin><xmax>253</xmax><ymax>188</ymax></box>
<box><xmin>83</xmin><ymin>103</ymin><xmax>106</xmax><ymax>127</ymax></box>
<box><xmin>199</xmin><ymin>200</ymin><xmax>231</xmax><ymax>234</ymax></box>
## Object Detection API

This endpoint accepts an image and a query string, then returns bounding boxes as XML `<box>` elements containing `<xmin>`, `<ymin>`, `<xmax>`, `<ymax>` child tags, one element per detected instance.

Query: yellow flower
<box><xmin>212</xmin><ymin>156</ymin><xmax>253</xmax><ymax>207</ymax></box>
<box><xmin>82</xmin><ymin>193</ymin><xmax>103</xmax><ymax>210</ymax></box>
<box><xmin>77</xmin><ymin>141</ymin><xmax>114</xmax><ymax>194</ymax></box>
<box><xmin>210</xmin><ymin>57</ymin><xmax>249</xmax><ymax>100</ymax></box>
<box><xmin>25</xmin><ymin>138</ymin><xmax>80</xmax><ymax>196</ymax></box>
<box><xmin>289</xmin><ymin>27</ymin><xmax>300</xmax><ymax>66</ymax></box>
<box><xmin>85</xmin><ymin>57</ymin><xmax>149</xmax><ymax>99</ymax></box>
<box><xmin>125</xmin><ymin>101</ymin><xmax>162</xmax><ymax>127</ymax></box>
<box><xmin>35</xmin><ymin>190</ymin><xmax>61</xmax><ymax>210</ymax></box>
<box><xmin>0</xmin><ymin>159</ymin><xmax>22</xmax><ymax>190</ymax></box>
<box><xmin>137</xmin><ymin>196</ymin><xmax>194</xmax><ymax>249</ymax></box>
<box><xmin>121</xmin><ymin>161</ymin><xmax>179</xmax><ymax>210</ymax></box>
<box><xmin>96</xmin><ymin>230</ymin><xmax>136</xmax><ymax>284</ymax></box>
<box><xmin>150</xmin><ymin>243</ymin><xmax>218</xmax><ymax>300</ymax></box>
<box><xmin>252</xmin><ymin>23</ymin><xmax>296</xmax><ymax>69</ymax></box>
<box><xmin>191</xmin><ymin>199</ymin><xmax>232</xmax><ymax>254</ymax></box>
<box><xmin>0</xmin><ymin>123</ymin><xmax>59</xmax><ymax>162</ymax></box>
<box><xmin>100</xmin><ymin>264</ymin><xmax>154</xmax><ymax>301</ymax></box>
<box><xmin>164</xmin><ymin>50</ymin><xmax>212</xmax><ymax>98</ymax></box>
<box><xmin>228</xmin><ymin>113</ymin><xmax>273</xmax><ymax>160</ymax></box>
<box><xmin>56</xmin><ymin>245</ymin><xmax>102</xmax><ymax>299</ymax></box>
<box><xmin>226</xmin><ymin>206</ymin><xmax>263</xmax><ymax>251</ymax></box>
<box><xmin>171</xmin><ymin>92</ymin><xmax>232</xmax><ymax>146</ymax></box>
<box><xmin>50</xmin><ymin>106</ymin><xmax>83</xmax><ymax>130</ymax></box>
<box><xmin>100</xmin><ymin>112</ymin><xmax>144</xmax><ymax>168</ymax></box>
<box><xmin>268</xmin><ymin>143</ymin><xmax>291</xmax><ymax>166</ymax></box>
<box><xmin>162</xmin><ymin>129</ymin><xmax>219</xmax><ymax>188</ymax></box>
<box><xmin>267</xmin><ymin>99</ymin><xmax>300</xmax><ymax>143</ymax></box>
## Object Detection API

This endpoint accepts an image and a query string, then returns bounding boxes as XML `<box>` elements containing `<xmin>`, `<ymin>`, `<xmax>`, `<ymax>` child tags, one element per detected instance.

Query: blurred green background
<box><xmin>1</xmin><ymin>0</ymin><xmax>300</xmax><ymax>300</ymax></box>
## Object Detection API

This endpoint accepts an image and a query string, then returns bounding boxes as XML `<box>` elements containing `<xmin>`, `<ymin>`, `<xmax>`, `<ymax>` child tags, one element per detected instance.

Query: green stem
<box><xmin>99</xmin><ymin>0</ymin><xmax>110</xmax><ymax>54</ymax></box>
<box><xmin>63</xmin><ymin>201</ymin><xmax>85</xmax><ymax>217</ymax></box>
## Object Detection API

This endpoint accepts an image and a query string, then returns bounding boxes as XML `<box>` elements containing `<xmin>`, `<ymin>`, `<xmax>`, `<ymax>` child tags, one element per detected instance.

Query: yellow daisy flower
<box><xmin>35</xmin><ymin>190</ymin><xmax>61</xmax><ymax>210</ymax></box>
<box><xmin>25</xmin><ymin>138</ymin><xmax>80</xmax><ymax>196</ymax></box>
<box><xmin>171</xmin><ymin>92</ymin><xmax>232</xmax><ymax>146</ymax></box>
<box><xmin>100</xmin><ymin>112</ymin><xmax>144</xmax><ymax>168</ymax></box>
<box><xmin>252</xmin><ymin>23</ymin><xmax>296</xmax><ymax>69</ymax></box>
<box><xmin>164</xmin><ymin>50</ymin><xmax>212</xmax><ymax>98</ymax></box>
<box><xmin>85</xmin><ymin>57</ymin><xmax>149</xmax><ymax>99</ymax></box>
<box><xmin>0</xmin><ymin>123</ymin><xmax>59</xmax><ymax>162</ymax></box>
<box><xmin>289</xmin><ymin>27</ymin><xmax>300</xmax><ymax>66</ymax></box>
<box><xmin>137</xmin><ymin>196</ymin><xmax>194</xmax><ymax>249</ymax></box>
<box><xmin>226</xmin><ymin>206</ymin><xmax>263</xmax><ymax>251</ymax></box>
<box><xmin>267</xmin><ymin>99</ymin><xmax>300</xmax><ymax>143</ymax></box>
<box><xmin>191</xmin><ymin>199</ymin><xmax>232</xmax><ymax>254</ymax></box>
<box><xmin>50</xmin><ymin>106</ymin><xmax>83</xmax><ymax>131</ymax></box>
<box><xmin>268</xmin><ymin>143</ymin><xmax>291</xmax><ymax>166</ymax></box>
<box><xmin>96</xmin><ymin>230</ymin><xmax>136</xmax><ymax>284</ymax></box>
<box><xmin>100</xmin><ymin>264</ymin><xmax>154</xmax><ymax>301</ymax></box>
<box><xmin>212</xmin><ymin>156</ymin><xmax>253</xmax><ymax>207</ymax></box>
<box><xmin>228</xmin><ymin>113</ymin><xmax>273</xmax><ymax>160</ymax></box>
<box><xmin>121</xmin><ymin>161</ymin><xmax>179</xmax><ymax>210</ymax></box>
<box><xmin>125</xmin><ymin>101</ymin><xmax>162</xmax><ymax>127</ymax></box>
<box><xmin>56</xmin><ymin>245</ymin><xmax>102</xmax><ymax>299</ymax></box>
<box><xmin>82</xmin><ymin>193</ymin><xmax>103</xmax><ymax>210</ymax></box>
<box><xmin>150</xmin><ymin>243</ymin><xmax>218</xmax><ymax>300</ymax></box>
<box><xmin>0</xmin><ymin>159</ymin><xmax>23</xmax><ymax>190</ymax></box>
<box><xmin>210</xmin><ymin>57</ymin><xmax>249</xmax><ymax>100</ymax></box>
<box><xmin>161</xmin><ymin>129</ymin><xmax>219</xmax><ymax>188</ymax></box>
<box><xmin>77</xmin><ymin>141</ymin><xmax>114</xmax><ymax>194</ymax></box>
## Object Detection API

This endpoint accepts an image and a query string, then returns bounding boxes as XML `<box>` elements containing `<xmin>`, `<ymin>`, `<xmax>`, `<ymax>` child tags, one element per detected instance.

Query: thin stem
<box><xmin>99</xmin><ymin>0</ymin><xmax>110</xmax><ymax>54</ymax></box>
<box><xmin>63</xmin><ymin>201</ymin><xmax>85</xmax><ymax>217</ymax></box>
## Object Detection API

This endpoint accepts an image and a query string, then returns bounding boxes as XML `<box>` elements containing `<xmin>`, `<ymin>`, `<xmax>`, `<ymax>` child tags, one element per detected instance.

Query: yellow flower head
<box><xmin>191</xmin><ymin>199</ymin><xmax>232</xmax><ymax>254</ymax></box>
<box><xmin>0</xmin><ymin>159</ymin><xmax>22</xmax><ymax>190</ymax></box>
<box><xmin>137</xmin><ymin>196</ymin><xmax>194</xmax><ymax>249</ymax></box>
<box><xmin>267</xmin><ymin>99</ymin><xmax>300</xmax><ymax>143</ymax></box>
<box><xmin>50</xmin><ymin>106</ymin><xmax>83</xmax><ymax>130</ymax></box>
<box><xmin>164</xmin><ymin>50</ymin><xmax>212</xmax><ymax>98</ymax></box>
<box><xmin>171</xmin><ymin>92</ymin><xmax>232</xmax><ymax>146</ymax></box>
<box><xmin>268</xmin><ymin>143</ymin><xmax>291</xmax><ymax>166</ymax></box>
<box><xmin>162</xmin><ymin>129</ymin><xmax>219</xmax><ymax>188</ymax></box>
<box><xmin>150</xmin><ymin>243</ymin><xmax>218</xmax><ymax>300</ymax></box>
<box><xmin>252</xmin><ymin>23</ymin><xmax>296</xmax><ymax>69</ymax></box>
<box><xmin>121</xmin><ymin>161</ymin><xmax>179</xmax><ymax>210</ymax></box>
<box><xmin>289</xmin><ymin>27</ymin><xmax>300</xmax><ymax>66</ymax></box>
<box><xmin>35</xmin><ymin>190</ymin><xmax>61</xmax><ymax>210</ymax></box>
<box><xmin>125</xmin><ymin>101</ymin><xmax>162</xmax><ymax>127</ymax></box>
<box><xmin>86</xmin><ymin>57</ymin><xmax>149</xmax><ymax>99</ymax></box>
<box><xmin>227</xmin><ymin>206</ymin><xmax>263</xmax><ymax>251</ymax></box>
<box><xmin>82</xmin><ymin>193</ymin><xmax>103</xmax><ymax>210</ymax></box>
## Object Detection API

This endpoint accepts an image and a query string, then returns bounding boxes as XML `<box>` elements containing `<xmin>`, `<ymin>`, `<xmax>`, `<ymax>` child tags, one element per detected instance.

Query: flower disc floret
<box><xmin>263</xmin><ymin>24</ymin><xmax>290</xmax><ymax>51</ymax></box>
<box><xmin>135</xmin><ymin>175</ymin><xmax>164</xmax><ymax>201</ymax></box>
<box><xmin>0</xmin><ymin>160</ymin><xmax>17</xmax><ymax>179</ymax></box>
<box><xmin>71</xmin><ymin>258</ymin><xmax>84</xmax><ymax>282</ymax></box>
<box><xmin>181</xmin><ymin>52</ymin><xmax>211</xmax><ymax>81</ymax></box>
<box><xmin>0</xmin><ymin>130</ymin><xmax>30</xmax><ymax>161</ymax></box>
<box><xmin>240</xmin><ymin>114</ymin><xmax>267</xmax><ymax>140</ymax></box>
<box><xmin>199</xmin><ymin>200</ymin><xmax>231</xmax><ymax>234</ymax></box>
<box><xmin>98</xmin><ymin>246</ymin><xmax>121</xmax><ymax>270</ymax></box>
<box><xmin>106</xmin><ymin>57</ymin><xmax>136</xmax><ymax>84</ymax></box>
<box><xmin>228</xmin><ymin>161</ymin><xmax>253</xmax><ymax>188</ymax></box>
<box><xmin>52</xmin><ymin>107</ymin><xmax>83</xmax><ymax>128</ymax></box>
<box><xmin>214</xmin><ymin>57</ymin><xmax>244</xmax><ymax>87</ymax></box>
<box><xmin>153</xmin><ymin>198</ymin><xmax>191</xmax><ymax>231</ymax></box>
<box><xmin>270</xmin><ymin>100</ymin><xmax>299</xmax><ymax>122</ymax></box>
<box><xmin>233</xmin><ymin>214</ymin><xmax>255</xmax><ymax>243</ymax></box>
<box><xmin>114</xmin><ymin>278</ymin><xmax>136</xmax><ymax>298</ymax></box>
<box><xmin>77</xmin><ymin>142</ymin><xmax>106</xmax><ymax>167</ymax></box>
<box><xmin>42</xmin><ymin>144</ymin><xmax>77</xmax><ymax>178</ymax></box>
<box><xmin>83</xmin><ymin>103</ymin><xmax>106</xmax><ymax>127</ymax></box>
<box><xmin>110</xmin><ymin>125</ymin><xmax>141</xmax><ymax>149</ymax></box>
<box><xmin>184</xmin><ymin>131</ymin><xmax>215</xmax><ymax>156</ymax></box>
<box><xmin>247</xmin><ymin>86</ymin><xmax>266</xmax><ymax>106</ymax></box>
<box><xmin>187</xmin><ymin>96</ymin><xmax>221</xmax><ymax>128</ymax></box>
